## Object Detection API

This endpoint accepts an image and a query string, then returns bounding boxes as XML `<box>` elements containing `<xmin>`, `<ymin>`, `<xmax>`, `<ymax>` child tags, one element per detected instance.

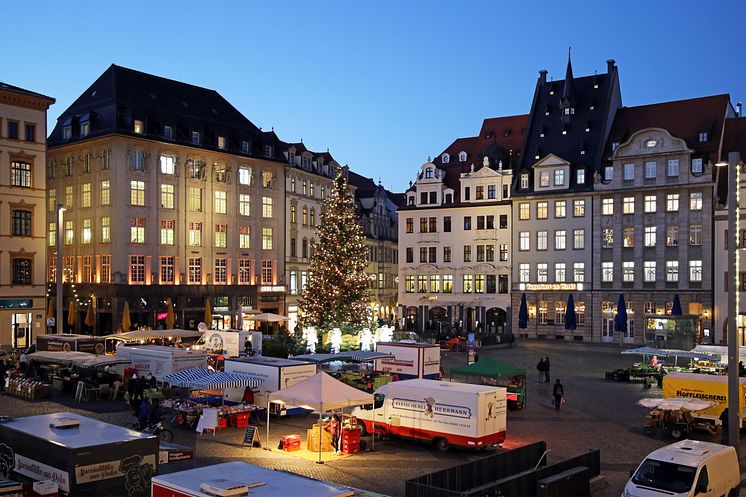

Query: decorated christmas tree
<box><xmin>300</xmin><ymin>171</ymin><xmax>371</xmax><ymax>329</ymax></box>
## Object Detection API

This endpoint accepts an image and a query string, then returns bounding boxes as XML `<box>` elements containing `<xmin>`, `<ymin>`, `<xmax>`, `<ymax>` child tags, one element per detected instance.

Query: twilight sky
<box><xmin>3</xmin><ymin>0</ymin><xmax>744</xmax><ymax>192</ymax></box>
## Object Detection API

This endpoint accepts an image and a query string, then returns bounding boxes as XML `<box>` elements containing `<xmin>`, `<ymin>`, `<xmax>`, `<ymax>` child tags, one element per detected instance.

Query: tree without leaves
<box><xmin>300</xmin><ymin>172</ymin><xmax>370</xmax><ymax>329</ymax></box>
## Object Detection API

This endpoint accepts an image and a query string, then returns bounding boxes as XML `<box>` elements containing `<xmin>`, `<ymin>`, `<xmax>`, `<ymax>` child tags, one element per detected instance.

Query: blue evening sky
<box><xmin>2</xmin><ymin>0</ymin><xmax>743</xmax><ymax>192</ymax></box>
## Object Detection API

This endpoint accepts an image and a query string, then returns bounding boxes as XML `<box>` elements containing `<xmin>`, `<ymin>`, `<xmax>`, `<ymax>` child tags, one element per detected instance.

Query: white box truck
<box><xmin>352</xmin><ymin>379</ymin><xmax>507</xmax><ymax>451</ymax></box>
<box><xmin>374</xmin><ymin>342</ymin><xmax>441</xmax><ymax>379</ymax></box>
<box><xmin>115</xmin><ymin>345</ymin><xmax>208</xmax><ymax>379</ymax></box>
<box><xmin>193</xmin><ymin>330</ymin><xmax>262</xmax><ymax>357</ymax></box>
<box><xmin>223</xmin><ymin>357</ymin><xmax>317</xmax><ymax>413</ymax></box>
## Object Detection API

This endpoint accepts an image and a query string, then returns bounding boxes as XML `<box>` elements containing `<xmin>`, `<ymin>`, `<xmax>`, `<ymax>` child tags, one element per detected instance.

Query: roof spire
<box><xmin>561</xmin><ymin>46</ymin><xmax>576</xmax><ymax>107</ymax></box>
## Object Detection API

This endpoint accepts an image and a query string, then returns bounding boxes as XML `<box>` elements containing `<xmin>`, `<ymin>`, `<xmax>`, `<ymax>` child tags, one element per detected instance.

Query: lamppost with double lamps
<box><xmin>717</xmin><ymin>151</ymin><xmax>741</xmax><ymax>452</ymax></box>
<box><xmin>56</xmin><ymin>204</ymin><xmax>65</xmax><ymax>334</ymax></box>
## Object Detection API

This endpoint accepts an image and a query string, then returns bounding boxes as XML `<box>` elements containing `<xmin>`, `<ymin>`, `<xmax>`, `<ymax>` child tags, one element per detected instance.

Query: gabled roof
<box><xmin>422</xmin><ymin>114</ymin><xmax>528</xmax><ymax>202</ymax></box>
<box><xmin>606</xmin><ymin>94</ymin><xmax>732</xmax><ymax>163</ymax></box>
<box><xmin>516</xmin><ymin>59</ymin><xmax>622</xmax><ymax>195</ymax></box>
<box><xmin>48</xmin><ymin>64</ymin><xmax>268</xmax><ymax>157</ymax></box>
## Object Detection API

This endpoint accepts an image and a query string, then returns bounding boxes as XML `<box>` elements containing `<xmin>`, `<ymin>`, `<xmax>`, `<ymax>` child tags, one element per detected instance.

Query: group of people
<box><xmin>537</xmin><ymin>357</ymin><xmax>565</xmax><ymax>411</ymax></box>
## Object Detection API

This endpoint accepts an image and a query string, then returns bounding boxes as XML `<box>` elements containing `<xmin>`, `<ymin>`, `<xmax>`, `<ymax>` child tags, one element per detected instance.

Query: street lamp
<box><xmin>717</xmin><ymin>151</ymin><xmax>741</xmax><ymax>452</ymax></box>
<box><xmin>56</xmin><ymin>204</ymin><xmax>65</xmax><ymax>334</ymax></box>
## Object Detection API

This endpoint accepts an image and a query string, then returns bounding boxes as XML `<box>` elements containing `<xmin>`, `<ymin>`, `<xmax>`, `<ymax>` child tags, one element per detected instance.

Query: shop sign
<box><xmin>75</xmin><ymin>454</ymin><xmax>157</xmax><ymax>485</ymax></box>
<box><xmin>0</xmin><ymin>299</ymin><xmax>33</xmax><ymax>309</ymax></box>
<box><xmin>523</xmin><ymin>283</ymin><xmax>578</xmax><ymax>291</ymax></box>
<box><xmin>14</xmin><ymin>453</ymin><xmax>69</xmax><ymax>492</ymax></box>
<box><xmin>213</xmin><ymin>307</ymin><xmax>229</xmax><ymax>312</ymax></box>
<box><xmin>259</xmin><ymin>285</ymin><xmax>285</xmax><ymax>293</ymax></box>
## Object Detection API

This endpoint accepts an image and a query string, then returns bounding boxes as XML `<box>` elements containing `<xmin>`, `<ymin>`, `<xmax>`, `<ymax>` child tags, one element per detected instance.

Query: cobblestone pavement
<box><xmin>1</xmin><ymin>340</ymin><xmax>744</xmax><ymax>496</ymax></box>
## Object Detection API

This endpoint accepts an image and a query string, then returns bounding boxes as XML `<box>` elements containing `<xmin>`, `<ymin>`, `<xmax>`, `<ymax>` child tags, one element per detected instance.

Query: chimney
<box><xmin>606</xmin><ymin>59</ymin><xmax>616</xmax><ymax>73</ymax></box>
<box><xmin>738</xmin><ymin>102</ymin><xmax>743</xmax><ymax>117</ymax></box>
<box><xmin>539</xmin><ymin>70</ymin><xmax>548</xmax><ymax>86</ymax></box>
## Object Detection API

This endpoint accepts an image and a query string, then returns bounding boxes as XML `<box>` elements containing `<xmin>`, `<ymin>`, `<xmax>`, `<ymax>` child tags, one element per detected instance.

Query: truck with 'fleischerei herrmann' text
<box><xmin>351</xmin><ymin>379</ymin><xmax>506</xmax><ymax>452</ymax></box>
<box><xmin>662</xmin><ymin>371</ymin><xmax>746</xmax><ymax>427</ymax></box>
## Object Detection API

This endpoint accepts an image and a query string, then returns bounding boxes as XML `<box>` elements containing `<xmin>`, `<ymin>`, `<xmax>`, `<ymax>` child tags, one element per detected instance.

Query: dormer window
<box><xmin>425</xmin><ymin>167</ymin><xmax>433</xmax><ymax>179</ymax></box>
<box><xmin>520</xmin><ymin>173</ymin><xmax>529</xmax><ymax>189</ymax></box>
<box><xmin>134</xmin><ymin>120</ymin><xmax>145</xmax><ymax>134</ymax></box>
<box><xmin>302</xmin><ymin>156</ymin><xmax>311</xmax><ymax>169</ymax></box>
<box><xmin>442</xmin><ymin>153</ymin><xmax>450</xmax><ymax>164</ymax></box>
<box><xmin>217</xmin><ymin>135</ymin><xmax>226</xmax><ymax>149</ymax></box>
<box><xmin>264</xmin><ymin>145</ymin><xmax>273</xmax><ymax>158</ymax></box>
<box><xmin>539</xmin><ymin>127</ymin><xmax>546</xmax><ymax>138</ymax></box>
<box><xmin>407</xmin><ymin>195</ymin><xmax>415</xmax><ymax>206</ymax></box>
<box><xmin>645</xmin><ymin>139</ymin><xmax>657</xmax><ymax>148</ymax></box>
<box><xmin>163</xmin><ymin>125</ymin><xmax>174</xmax><ymax>140</ymax></box>
<box><xmin>191</xmin><ymin>131</ymin><xmax>201</xmax><ymax>145</ymax></box>
<box><xmin>241</xmin><ymin>140</ymin><xmax>250</xmax><ymax>154</ymax></box>
<box><xmin>604</xmin><ymin>165</ymin><xmax>614</xmax><ymax>181</ymax></box>
<box><xmin>288</xmin><ymin>152</ymin><xmax>295</xmax><ymax>165</ymax></box>
<box><xmin>576</xmin><ymin>169</ymin><xmax>585</xmax><ymax>184</ymax></box>
<box><xmin>458</xmin><ymin>151</ymin><xmax>467</xmax><ymax>162</ymax></box>
<box><xmin>611</xmin><ymin>141</ymin><xmax>620</xmax><ymax>151</ymax></box>
<box><xmin>698</xmin><ymin>131</ymin><xmax>709</xmax><ymax>142</ymax></box>
<box><xmin>62</xmin><ymin>118</ymin><xmax>72</xmax><ymax>140</ymax></box>
<box><xmin>563</xmin><ymin>107</ymin><xmax>575</xmax><ymax>116</ymax></box>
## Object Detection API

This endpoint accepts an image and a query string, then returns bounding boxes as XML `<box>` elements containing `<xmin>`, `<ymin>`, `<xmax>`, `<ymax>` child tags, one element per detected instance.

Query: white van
<box><xmin>623</xmin><ymin>440</ymin><xmax>740</xmax><ymax>497</ymax></box>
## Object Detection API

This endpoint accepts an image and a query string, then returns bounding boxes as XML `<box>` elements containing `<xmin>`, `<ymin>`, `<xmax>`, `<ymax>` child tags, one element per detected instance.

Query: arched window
<box><xmin>442</xmin><ymin>153</ymin><xmax>450</xmax><ymax>164</ymax></box>
<box><xmin>458</xmin><ymin>151</ymin><xmax>467</xmax><ymax>162</ymax></box>
<box><xmin>425</xmin><ymin>167</ymin><xmax>433</xmax><ymax>178</ymax></box>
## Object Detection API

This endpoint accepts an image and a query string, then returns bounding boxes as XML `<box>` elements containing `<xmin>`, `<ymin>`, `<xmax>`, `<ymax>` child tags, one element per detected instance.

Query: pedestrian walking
<box><xmin>536</xmin><ymin>358</ymin><xmax>545</xmax><ymax>383</ymax></box>
<box><xmin>544</xmin><ymin>356</ymin><xmax>551</xmax><ymax>383</ymax></box>
<box><xmin>552</xmin><ymin>379</ymin><xmax>564</xmax><ymax>411</ymax></box>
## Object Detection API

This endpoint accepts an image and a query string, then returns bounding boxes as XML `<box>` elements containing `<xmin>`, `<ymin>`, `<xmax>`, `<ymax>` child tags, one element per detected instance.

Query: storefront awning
<box><xmin>163</xmin><ymin>367</ymin><xmax>262</xmax><ymax>389</ymax></box>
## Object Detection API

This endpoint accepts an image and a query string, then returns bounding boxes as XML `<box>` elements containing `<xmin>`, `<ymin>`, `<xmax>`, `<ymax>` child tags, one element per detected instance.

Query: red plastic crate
<box><xmin>218</xmin><ymin>418</ymin><xmax>227</xmax><ymax>429</ymax></box>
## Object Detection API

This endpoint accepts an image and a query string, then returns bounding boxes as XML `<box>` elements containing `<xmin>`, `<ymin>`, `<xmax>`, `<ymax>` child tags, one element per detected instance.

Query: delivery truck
<box><xmin>115</xmin><ymin>345</ymin><xmax>208</xmax><ymax>380</ymax></box>
<box><xmin>0</xmin><ymin>412</ymin><xmax>158</xmax><ymax>497</ymax></box>
<box><xmin>223</xmin><ymin>357</ymin><xmax>316</xmax><ymax>413</ymax></box>
<box><xmin>351</xmin><ymin>379</ymin><xmax>507</xmax><ymax>451</ymax></box>
<box><xmin>663</xmin><ymin>372</ymin><xmax>746</xmax><ymax>427</ymax></box>
<box><xmin>373</xmin><ymin>342</ymin><xmax>441</xmax><ymax>379</ymax></box>
<box><xmin>193</xmin><ymin>330</ymin><xmax>262</xmax><ymax>357</ymax></box>
<box><xmin>20</xmin><ymin>335</ymin><xmax>105</xmax><ymax>363</ymax></box>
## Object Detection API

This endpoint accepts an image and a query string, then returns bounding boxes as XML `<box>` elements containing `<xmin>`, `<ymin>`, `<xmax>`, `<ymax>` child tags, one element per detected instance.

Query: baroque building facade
<box><xmin>0</xmin><ymin>83</ymin><xmax>54</xmax><ymax>349</ymax></box>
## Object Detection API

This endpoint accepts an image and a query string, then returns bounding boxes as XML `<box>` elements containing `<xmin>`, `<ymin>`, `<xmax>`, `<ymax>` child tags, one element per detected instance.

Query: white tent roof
<box><xmin>107</xmin><ymin>329</ymin><xmax>204</xmax><ymax>341</ymax></box>
<box><xmin>27</xmin><ymin>351</ymin><xmax>130</xmax><ymax>368</ymax></box>
<box><xmin>268</xmin><ymin>371</ymin><xmax>373</xmax><ymax>411</ymax></box>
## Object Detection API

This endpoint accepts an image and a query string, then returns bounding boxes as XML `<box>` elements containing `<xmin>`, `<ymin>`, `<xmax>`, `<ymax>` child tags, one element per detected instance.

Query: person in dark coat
<box><xmin>544</xmin><ymin>357</ymin><xmax>551</xmax><ymax>383</ymax></box>
<box><xmin>552</xmin><ymin>379</ymin><xmax>564</xmax><ymax>411</ymax></box>
<box><xmin>720</xmin><ymin>408</ymin><xmax>729</xmax><ymax>444</ymax></box>
<box><xmin>536</xmin><ymin>359</ymin><xmax>545</xmax><ymax>383</ymax></box>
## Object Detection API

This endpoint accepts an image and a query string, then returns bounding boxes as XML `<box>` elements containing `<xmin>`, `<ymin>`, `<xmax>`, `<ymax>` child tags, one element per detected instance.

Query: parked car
<box><xmin>441</xmin><ymin>336</ymin><xmax>467</xmax><ymax>351</ymax></box>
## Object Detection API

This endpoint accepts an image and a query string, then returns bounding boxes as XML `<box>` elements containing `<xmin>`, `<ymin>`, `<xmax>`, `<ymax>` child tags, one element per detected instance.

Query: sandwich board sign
<box><xmin>243</xmin><ymin>425</ymin><xmax>261</xmax><ymax>449</ymax></box>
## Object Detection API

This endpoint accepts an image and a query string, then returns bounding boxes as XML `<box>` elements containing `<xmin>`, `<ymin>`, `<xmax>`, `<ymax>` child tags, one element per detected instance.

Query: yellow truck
<box><xmin>662</xmin><ymin>372</ymin><xmax>746</xmax><ymax>427</ymax></box>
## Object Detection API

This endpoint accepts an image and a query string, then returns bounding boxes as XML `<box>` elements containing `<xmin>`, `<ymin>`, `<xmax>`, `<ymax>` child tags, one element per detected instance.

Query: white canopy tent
<box><xmin>266</xmin><ymin>371</ymin><xmax>373</xmax><ymax>463</ymax></box>
<box><xmin>26</xmin><ymin>351</ymin><xmax>130</xmax><ymax>368</ymax></box>
<box><xmin>108</xmin><ymin>329</ymin><xmax>204</xmax><ymax>341</ymax></box>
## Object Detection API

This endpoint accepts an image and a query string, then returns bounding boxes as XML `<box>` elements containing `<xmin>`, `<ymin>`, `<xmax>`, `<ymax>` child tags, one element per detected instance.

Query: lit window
<box><xmin>214</xmin><ymin>191</ymin><xmax>227</xmax><ymax>214</ymax></box>
<box><xmin>602</xmin><ymin>228</ymin><xmax>613</xmax><ymax>248</ymax></box>
<box><xmin>462</xmin><ymin>274</ymin><xmax>473</xmax><ymax>293</ymax></box>
<box><xmin>689</xmin><ymin>192</ymin><xmax>703</xmax><ymax>210</ymax></box>
<box><xmin>239</xmin><ymin>226</ymin><xmax>251</xmax><ymax>249</ymax></box>
<box><xmin>602</xmin><ymin>198</ymin><xmax>614</xmax><ymax>215</ymax></box>
<box><xmin>573</xmin><ymin>200</ymin><xmax>585</xmax><ymax>217</ymax></box>
<box><xmin>689</xmin><ymin>224</ymin><xmax>702</xmax><ymax>246</ymax></box>
<box><xmin>101</xmin><ymin>180</ymin><xmax>110</xmax><ymax>205</ymax></box>
<box><xmin>130</xmin><ymin>217</ymin><xmax>145</xmax><ymax>243</ymax></box>
<box><xmin>217</xmin><ymin>136</ymin><xmax>226</xmax><ymax>149</ymax></box>
<box><xmin>622</xmin><ymin>196</ymin><xmax>635</xmax><ymax>214</ymax></box>
<box><xmin>691</xmin><ymin>158</ymin><xmax>703</xmax><ymax>174</ymax></box>
<box><xmin>101</xmin><ymin>255</ymin><xmax>111</xmax><ymax>282</ymax></box>
<box><xmin>262</xmin><ymin>197</ymin><xmax>273</xmax><ymax>218</ymax></box>
<box><xmin>519</xmin><ymin>203</ymin><xmax>530</xmax><ymax>220</ymax></box>
<box><xmin>187</xmin><ymin>160</ymin><xmax>204</xmax><ymax>179</ymax></box>
<box><xmin>537</xmin><ymin>202</ymin><xmax>548</xmax><ymax>219</ymax></box>
<box><xmin>188</xmin><ymin>187</ymin><xmax>202</xmax><ymax>211</ymax></box>
<box><xmin>130</xmin><ymin>181</ymin><xmax>145</xmax><ymax>206</ymax></box>
<box><xmin>519</xmin><ymin>263</ymin><xmax>530</xmax><ymax>282</ymax></box>
<box><xmin>262</xmin><ymin>227</ymin><xmax>273</xmax><ymax>250</ymax></box>
<box><xmin>161</xmin><ymin>220</ymin><xmax>175</xmax><ymax>245</ymax></box>
<box><xmin>666</xmin><ymin>260</ymin><xmax>679</xmax><ymax>282</ymax></box>
<box><xmin>576</xmin><ymin>169</ymin><xmax>585</xmax><ymax>184</ymax></box>
<box><xmin>644</xmin><ymin>195</ymin><xmax>657</xmax><ymax>213</ymax></box>
<box><xmin>539</xmin><ymin>171</ymin><xmax>550</xmax><ymax>187</ymax></box>
<box><xmin>262</xmin><ymin>171</ymin><xmax>273</xmax><ymax>188</ymax></box>
<box><xmin>519</xmin><ymin>232</ymin><xmax>530</xmax><ymax>251</ymax></box>
<box><xmin>214</xmin><ymin>224</ymin><xmax>227</xmax><ymax>247</ymax></box>
<box><xmin>573</xmin><ymin>229</ymin><xmax>585</xmax><ymax>249</ymax></box>
<box><xmin>134</xmin><ymin>120</ymin><xmax>145</xmax><ymax>134</ymax></box>
<box><xmin>10</xmin><ymin>161</ymin><xmax>32</xmax><ymax>188</ymax></box>
<box><xmin>161</xmin><ymin>184</ymin><xmax>175</xmax><ymax>208</ymax></box>
<box><xmin>698</xmin><ymin>132</ymin><xmax>708</xmax><ymax>143</ymax></box>
<box><xmin>129</xmin><ymin>255</ymin><xmax>145</xmax><ymax>284</ymax></box>
<box><xmin>81</xmin><ymin>183</ymin><xmax>91</xmax><ymax>208</ymax></box>
<box><xmin>64</xmin><ymin>220</ymin><xmax>74</xmax><ymax>245</ymax></box>
<box><xmin>667</xmin><ymin>225</ymin><xmax>679</xmax><ymax>246</ymax></box>
<box><xmin>623</xmin><ymin>262</ymin><xmax>634</xmax><ymax>282</ymax></box>
<box><xmin>644</xmin><ymin>261</ymin><xmax>656</xmax><ymax>282</ymax></box>
<box><xmin>689</xmin><ymin>260</ymin><xmax>702</xmax><ymax>282</ymax></box>
<box><xmin>644</xmin><ymin>226</ymin><xmax>657</xmax><ymax>247</ymax></box>
<box><xmin>160</xmin><ymin>155</ymin><xmax>175</xmax><ymax>175</ymax></box>
<box><xmin>537</xmin><ymin>231</ymin><xmax>548</xmax><ymax>250</ymax></box>
<box><xmin>604</xmin><ymin>165</ymin><xmax>614</xmax><ymax>181</ymax></box>
<box><xmin>554</xmin><ymin>201</ymin><xmax>566</xmax><ymax>218</ymax></box>
<box><xmin>188</xmin><ymin>222</ymin><xmax>202</xmax><ymax>246</ymax></box>
<box><xmin>240</xmin><ymin>194</ymin><xmax>251</xmax><ymax>216</ymax></box>
<box><xmin>101</xmin><ymin>217</ymin><xmax>110</xmax><ymax>243</ymax></box>
<box><xmin>555</xmin><ymin>230</ymin><xmax>566</xmax><ymax>250</ymax></box>
<box><xmin>160</xmin><ymin>256</ymin><xmax>175</xmax><ymax>284</ymax></box>
<box><xmin>188</xmin><ymin>257</ymin><xmax>202</xmax><ymax>284</ymax></box>
<box><xmin>537</xmin><ymin>263</ymin><xmax>548</xmax><ymax>282</ymax></box>
<box><xmin>239</xmin><ymin>167</ymin><xmax>252</xmax><ymax>185</ymax></box>
<box><xmin>520</xmin><ymin>173</ymin><xmax>529</xmax><ymax>189</ymax></box>
<box><xmin>214</xmin><ymin>258</ymin><xmax>227</xmax><ymax>284</ymax></box>
<box><xmin>623</xmin><ymin>227</ymin><xmax>634</xmax><ymax>247</ymax></box>
<box><xmin>553</xmin><ymin>169</ymin><xmax>564</xmax><ymax>186</ymax></box>
<box><xmin>48</xmin><ymin>222</ymin><xmax>56</xmax><ymax>247</ymax></box>
<box><xmin>555</xmin><ymin>263</ymin><xmax>566</xmax><ymax>282</ymax></box>
<box><xmin>666</xmin><ymin>193</ymin><xmax>680</xmax><ymax>212</ymax></box>
<box><xmin>602</xmin><ymin>262</ymin><xmax>613</xmax><ymax>282</ymax></box>
<box><xmin>82</xmin><ymin>218</ymin><xmax>92</xmax><ymax>244</ymax></box>
<box><xmin>65</xmin><ymin>185</ymin><xmax>73</xmax><ymax>208</ymax></box>
<box><xmin>573</xmin><ymin>263</ymin><xmax>584</xmax><ymax>282</ymax></box>
<box><xmin>214</xmin><ymin>163</ymin><xmax>227</xmax><ymax>182</ymax></box>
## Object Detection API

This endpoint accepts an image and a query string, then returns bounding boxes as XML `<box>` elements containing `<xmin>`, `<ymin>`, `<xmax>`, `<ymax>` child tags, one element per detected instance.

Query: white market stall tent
<box><xmin>266</xmin><ymin>371</ymin><xmax>373</xmax><ymax>463</ymax></box>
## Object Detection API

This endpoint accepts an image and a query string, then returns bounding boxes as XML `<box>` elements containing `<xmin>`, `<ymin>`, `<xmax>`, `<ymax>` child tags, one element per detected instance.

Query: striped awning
<box><xmin>163</xmin><ymin>367</ymin><xmax>262</xmax><ymax>389</ymax></box>
<box><xmin>290</xmin><ymin>351</ymin><xmax>395</xmax><ymax>363</ymax></box>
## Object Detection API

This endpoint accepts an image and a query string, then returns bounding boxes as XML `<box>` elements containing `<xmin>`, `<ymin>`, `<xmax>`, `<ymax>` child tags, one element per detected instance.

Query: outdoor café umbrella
<box><xmin>165</xmin><ymin>298</ymin><xmax>175</xmax><ymax>330</ymax></box>
<box><xmin>671</xmin><ymin>295</ymin><xmax>683</xmax><ymax>316</ymax></box>
<box><xmin>84</xmin><ymin>301</ymin><xmax>95</xmax><ymax>328</ymax></box>
<box><xmin>67</xmin><ymin>301</ymin><xmax>76</xmax><ymax>328</ymax></box>
<box><xmin>121</xmin><ymin>302</ymin><xmax>132</xmax><ymax>332</ymax></box>
<box><xmin>203</xmin><ymin>299</ymin><xmax>212</xmax><ymax>327</ymax></box>
<box><xmin>248</xmin><ymin>312</ymin><xmax>289</xmax><ymax>334</ymax></box>
<box><xmin>614</xmin><ymin>294</ymin><xmax>628</xmax><ymax>333</ymax></box>
<box><xmin>565</xmin><ymin>294</ymin><xmax>577</xmax><ymax>331</ymax></box>
<box><xmin>518</xmin><ymin>293</ymin><xmax>528</xmax><ymax>329</ymax></box>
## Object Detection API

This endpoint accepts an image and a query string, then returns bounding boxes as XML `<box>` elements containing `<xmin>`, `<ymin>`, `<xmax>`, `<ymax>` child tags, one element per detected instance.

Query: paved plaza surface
<box><xmin>1</xmin><ymin>340</ymin><xmax>744</xmax><ymax>496</ymax></box>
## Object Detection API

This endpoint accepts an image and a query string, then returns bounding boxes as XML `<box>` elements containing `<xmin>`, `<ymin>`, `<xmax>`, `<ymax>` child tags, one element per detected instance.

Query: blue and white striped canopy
<box><xmin>163</xmin><ymin>368</ymin><xmax>262</xmax><ymax>389</ymax></box>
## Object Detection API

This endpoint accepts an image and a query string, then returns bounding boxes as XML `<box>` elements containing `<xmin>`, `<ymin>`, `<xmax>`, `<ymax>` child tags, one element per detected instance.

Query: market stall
<box><xmin>267</xmin><ymin>372</ymin><xmax>373</xmax><ymax>463</ymax></box>
<box><xmin>290</xmin><ymin>351</ymin><xmax>396</xmax><ymax>392</ymax></box>
<box><xmin>450</xmin><ymin>356</ymin><xmax>526</xmax><ymax>410</ymax></box>
<box><xmin>105</xmin><ymin>329</ymin><xmax>204</xmax><ymax>354</ymax></box>
<box><xmin>163</xmin><ymin>368</ymin><xmax>264</xmax><ymax>430</ymax></box>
